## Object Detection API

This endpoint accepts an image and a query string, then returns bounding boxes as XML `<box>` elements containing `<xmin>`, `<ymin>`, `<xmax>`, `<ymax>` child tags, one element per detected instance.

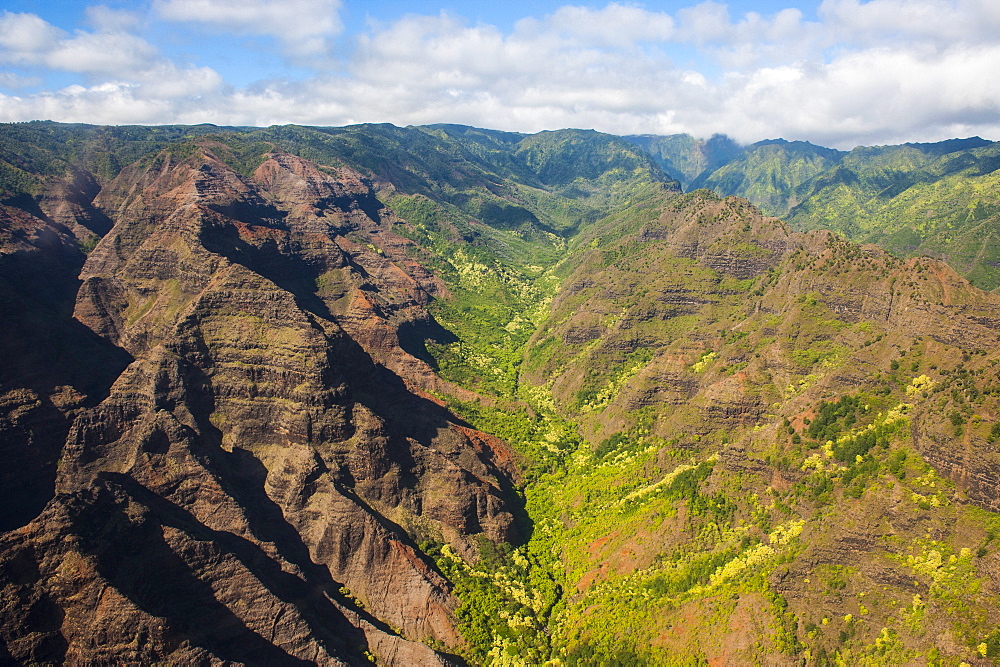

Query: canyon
<box><xmin>1</xmin><ymin>122</ymin><xmax>1000</xmax><ymax>664</ymax></box>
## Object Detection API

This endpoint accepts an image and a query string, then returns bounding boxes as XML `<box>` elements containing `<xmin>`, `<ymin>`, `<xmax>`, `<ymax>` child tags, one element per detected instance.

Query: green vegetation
<box><xmin>632</xmin><ymin>132</ymin><xmax>1000</xmax><ymax>291</ymax></box>
<box><xmin>430</xmin><ymin>226</ymin><xmax>1000</xmax><ymax>664</ymax></box>
<box><xmin>624</xmin><ymin>133</ymin><xmax>743</xmax><ymax>189</ymax></box>
<box><xmin>782</xmin><ymin>139</ymin><xmax>1000</xmax><ymax>291</ymax></box>
<box><xmin>694</xmin><ymin>139</ymin><xmax>845</xmax><ymax>216</ymax></box>
<box><xmin>0</xmin><ymin>121</ymin><xmax>245</xmax><ymax>198</ymax></box>
<box><xmin>418</xmin><ymin>165</ymin><xmax>1000</xmax><ymax>663</ymax></box>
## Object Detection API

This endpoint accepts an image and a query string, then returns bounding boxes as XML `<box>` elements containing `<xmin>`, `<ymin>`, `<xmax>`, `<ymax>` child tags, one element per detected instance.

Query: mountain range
<box><xmin>2</xmin><ymin>120</ymin><xmax>1000</xmax><ymax>665</ymax></box>
<box><xmin>628</xmin><ymin>133</ymin><xmax>1000</xmax><ymax>292</ymax></box>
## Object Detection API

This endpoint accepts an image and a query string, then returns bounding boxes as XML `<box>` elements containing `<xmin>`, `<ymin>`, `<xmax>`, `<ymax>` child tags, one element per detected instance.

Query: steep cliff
<box><xmin>0</xmin><ymin>138</ymin><xmax>522</xmax><ymax>664</ymax></box>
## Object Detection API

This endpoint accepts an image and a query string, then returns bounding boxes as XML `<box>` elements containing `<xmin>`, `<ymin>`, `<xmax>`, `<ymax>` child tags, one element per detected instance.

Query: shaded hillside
<box><xmin>0</xmin><ymin>121</ymin><xmax>680</xmax><ymax>664</ymax></box>
<box><xmin>259</xmin><ymin>123</ymin><xmax>679</xmax><ymax>398</ymax></box>
<box><xmin>0</xmin><ymin>135</ymin><xmax>524</xmax><ymax>664</ymax></box>
<box><xmin>255</xmin><ymin>123</ymin><xmax>674</xmax><ymax>241</ymax></box>
<box><xmin>624</xmin><ymin>133</ymin><xmax>743</xmax><ymax>189</ymax></box>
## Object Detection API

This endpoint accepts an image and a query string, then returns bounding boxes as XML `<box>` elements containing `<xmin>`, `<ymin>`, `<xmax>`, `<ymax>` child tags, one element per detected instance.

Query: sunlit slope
<box><xmin>693</xmin><ymin>139</ymin><xmax>845</xmax><ymax>216</ymax></box>
<box><xmin>786</xmin><ymin>139</ymin><xmax>1000</xmax><ymax>291</ymax></box>
<box><xmin>441</xmin><ymin>187</ymin><xmax>1000</xmax><ymax>665</ymax></box>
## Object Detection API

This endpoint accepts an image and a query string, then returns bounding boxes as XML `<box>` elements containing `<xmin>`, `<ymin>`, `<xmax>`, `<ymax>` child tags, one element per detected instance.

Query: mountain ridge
<box><xmin>621</xmin><ymin>130</ymin><xmax>1000</xmax><ymax>293</ymax></box>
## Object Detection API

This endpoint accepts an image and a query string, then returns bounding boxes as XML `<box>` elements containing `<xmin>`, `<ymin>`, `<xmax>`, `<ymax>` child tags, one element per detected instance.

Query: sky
<box><xmin>0</xmin><ymin>0</ymin><xmax>998</xmax><ymax>148</ymax></box>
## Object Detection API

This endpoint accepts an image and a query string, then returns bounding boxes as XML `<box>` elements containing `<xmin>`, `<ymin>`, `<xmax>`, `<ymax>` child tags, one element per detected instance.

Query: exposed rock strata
<box><xmin>525</xmin><ymin>190</ymin><xmax>1000</xmax><ymax>519</ymax></box>
<box><xmin>0</xmin><ymin>143</ymin><xmax>520</xmax><ymax>664</ymax></box>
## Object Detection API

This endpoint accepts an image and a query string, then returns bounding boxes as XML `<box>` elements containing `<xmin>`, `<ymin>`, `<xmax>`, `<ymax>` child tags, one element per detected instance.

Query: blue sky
<box><xmin>0</xmin><ymin>0</ymin><xmax>998</xmax><ymax>148</ymax></box>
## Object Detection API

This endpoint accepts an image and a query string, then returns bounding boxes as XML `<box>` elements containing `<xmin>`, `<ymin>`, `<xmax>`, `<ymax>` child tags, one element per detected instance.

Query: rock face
<box><xmin>0</xmin><ymin>141</ymin><xmax>521</xmax><ymax>664</ymax></box>
<box><xmin>0</xmin><ymin>198</ymin><xmax>131</xmax><ymax>535</ymax></box>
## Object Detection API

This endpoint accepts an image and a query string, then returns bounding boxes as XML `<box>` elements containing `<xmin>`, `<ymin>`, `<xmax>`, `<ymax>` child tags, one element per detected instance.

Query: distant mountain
<box><xmin>624</xmin><ymin>132</ymin><xmax>743</xmax><ymax>189</ymax></box>
<box><xmin>631</xmin><ymin>130</ymin><xmax>1000</xmax><ymax>292</ymax></box>
<box><xmin>785</xmin><ymin>138</ymin><xmax>1000</xmax><ymax>291</ymax></box>
<box><xmin>623</xmin><ymin>134</ymin><xmax>845</xmax><ymax>216</ymax></box>
<box><xmin>691</xmin><ymin>139</ymin><xmax>845</xmax><ymax>216</ymax></box>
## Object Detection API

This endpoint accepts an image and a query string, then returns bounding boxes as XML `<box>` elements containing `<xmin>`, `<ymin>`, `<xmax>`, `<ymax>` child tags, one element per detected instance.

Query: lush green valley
<box><xmin>267</xmin><ymin>123</ymin><xmax>1000</xmax><ymax>664</ymax></box>
<box><xmin>3</xmin><ymin>121</ymin><xmax>1000</xmax><ymax>665</ymax></box>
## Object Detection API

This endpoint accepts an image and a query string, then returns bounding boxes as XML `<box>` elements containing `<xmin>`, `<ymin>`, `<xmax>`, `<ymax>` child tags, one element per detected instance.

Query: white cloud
<box><xmin>1</xmin><ymin>2</ymin><xmax>1000</xmax><ymax>149</ymax></box>
<box><xmin>0</xmin><ymin>12</ymin><xmax>160</xmax><ymax>77</ymax></box>
<box><xmin>153</xmin><ymin>0</ymin><xmax>343</xmax><ymax>56</ymax></box>
<box><xmin>0</xmin><ymin>71</ymin><xmax>41</xmax><ymax>90</ymax></box>
<box><xmin>45</xmin><ymin>32</ymin><xmax>159</xmax><ymax>75</ymax></box>
<box><xmin>676</xmin><ymin>2</ymin><xmax>734</xmax><ymax>44</ymax></box>
<box><xmin>673</xmin><ymin>3</ymin><xmax>826</xmax><ymax>69</ymax></box>
<box><xmin>0</xmin><ymin>84</ymin><xmax>170</xmax><ymax>125</ymax></box>
<box><xmin>718</xmin><ymin>43</ymin><xmax>1000</xmax><ymax>146</ymax></box>
<box><xmin>0</xmin><ymin>12</ymin><xmax>62</xmax><ymax>55</ymax></box>
<box><xmin>0</xmin><ymin>10</ymin><xmax>222</xmax><ymax>120</ymax></box>
<box><xmin>85</xmin><ymin>5</ymin><xmax>143</xmax><ymax>33</ymax></box>
<box><xmin>136</xmin><ymin>63</ymin><xmax>224</xmax><ymax>99</ymax></box>
<box><xmin>819</xmin><ymin>0</ymin><xmax>1000</xmax><ymax>47</ymax></box>
<box><xmin>540</xmin><ymin>3</ymin><xmax>675</xmax><ymax>47</ymax></box>
<box><xmin>323</xmin><ymin>4</ymin><xmax>1000</xmax><ymax>147</ymax></box>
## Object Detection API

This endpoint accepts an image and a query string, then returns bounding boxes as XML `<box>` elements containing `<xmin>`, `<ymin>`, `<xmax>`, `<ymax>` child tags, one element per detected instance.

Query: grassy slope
<box><xmin>635</xmin><ymin>133</ymin><xmax>1000</xmax><ymax>293</ymax></box>
<box><xmin>429</xmin><ymin>187</ymin><xmax>1000</xmax><ymax>664</ymax></box>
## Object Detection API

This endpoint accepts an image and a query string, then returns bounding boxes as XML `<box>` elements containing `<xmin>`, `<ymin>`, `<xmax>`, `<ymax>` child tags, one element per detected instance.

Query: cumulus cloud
<box><xmin>0</xmin><ymin>12</ymin><xmax>62</xmax><ymax>55</ymax></box>
<box><xmin>726</xmin><ymin>43</ymin><xmax>1000</xmax><ymax>146</ymax></box>
<box><xmin>0</xmin><ymin>64</ymin><xmax>227</xmax><ymax>125</ymax></box>
<box><xmin>0</xmin><ymin>72</ymin><xmax>40</xmax><ymax>90</ymax></box>
<box><xmin>85</xmin><ymin>5</ymin><xmax>143</xmax><ymax>33</ymax></box>
<box><xmin>0</xmin><ymin>10</ymin><xmax>212</xmax><ymax>82</ymax></box>
<box><xmin>46</xmin><ymin>33</ymin><xmax>160</xmax><ymax>75</ymax></box>
<box><xmin>0</xmin><ymin>10</ymin><xmax>221</xmax><ymax>122</ymax></box>
<box><xmin>530</xmin><ymin>3</ymin><xmax>675</xmax><ymax>47</ymax></box>
<box><xmin>1</xmin><ymin>1</ymin><xmax>1000</xmax><ymax>148</ymax></box>
<box><xmin>819</xmin><ymin>0</ymin><xmax>1000</xmax><ymax>47</ymax></box>
<box><xmin>153</xmin><ymin>0</ymin><xmax>343</xmax><ymax>56</ymax></box>
<box><xmin>672</xmin><ymin>3</ymin><xmax>827</xmax><ymax>69</ymax></box>
<box><xmin>334</xmin><ymin>2</ymin><xmax>1000</xmax><ymax>146</ymax></box>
